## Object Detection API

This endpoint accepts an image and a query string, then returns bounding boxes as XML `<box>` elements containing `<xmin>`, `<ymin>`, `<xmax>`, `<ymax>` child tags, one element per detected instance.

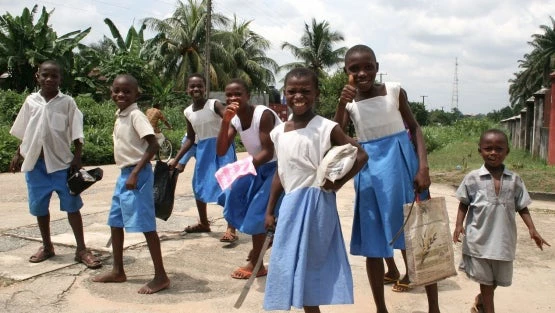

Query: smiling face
<box><xmin>187</xmin><ymin>76</ymin><xmax>206</xmax><ymax>101</ymax></box>
<box><xmin>36</xmin><ymin>62</ymin><xmax>61</xmax><ymax>97</ymax></box>
<box><xmin>284</xmin><ymin>74</ymin><xmax>319</xmax><ymax>118</ymax></box>
<box><xmin>224</xmin><ymin>81</ymin><xmax>250</xmax><ymax>109</ymax></box>
<box><xmin>479</xmin><ymin>131</ymin><xmax>509</xmax><ymax>170</ymax></box>
<box><xmin>344</xmin><ymin>50</ymin><xmax>379</xmax><ymax>93</ymax></box>
<box><xmin>111</xmin><ymin>75</ymin><xmax>139</xmax><ymax>111</ymax></box>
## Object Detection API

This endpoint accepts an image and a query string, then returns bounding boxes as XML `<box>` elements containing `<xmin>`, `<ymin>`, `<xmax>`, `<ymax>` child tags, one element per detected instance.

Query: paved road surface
<box><xmin>0</xmin><ymin>157</ymin><xmax>553</xmax><ymax>313</ymax></box>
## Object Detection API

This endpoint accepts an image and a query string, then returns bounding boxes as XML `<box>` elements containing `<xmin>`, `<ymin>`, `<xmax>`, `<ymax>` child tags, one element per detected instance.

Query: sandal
<box><xmin>231</xmin><ymin>267</ymin><xmax>268</xmax><ymax>279</ymax></box>
<box><xmin>184</xmin><ymin>223</ymin><xmax>211</xmax><ymax>233</ymax></box>
<box><xmin>384</xmin><ymin>273</ymin><xmax>400</xmax><ymax>285</ymax></box>
<box><xmin>29</xmin><ymin>246</ymin><xmax>55</xmax><ymax>263</ymax></box>
<box><xmin>75</xmin><ymin>249</ymin><xmax>102</xmax><ymax>269</ymax></box>
<box><xmin>220</xmin><ymin>231</ymin><xmax>238</xmax><ymax>243</ymax></box>
<box><xmin>392</xmin><ymin>281</ymin><xmax>413</xmax><ymax>292</ymax></box>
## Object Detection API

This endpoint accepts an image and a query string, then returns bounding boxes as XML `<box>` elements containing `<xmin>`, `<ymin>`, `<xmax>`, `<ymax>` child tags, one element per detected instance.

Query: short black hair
<box><xmin>113</xmin><ymin>74</ymin><xmax>139</xmax><ymax>90</ymax></box>
<box><xmin>479</xmin><ymin>128</ymin><xmax>509</xmax><ymax>146</ymax></box>
<box><xmin>187</xmin><ymin>73</ymin><xmax>206</xmax><ymax>85</ymax></box>
<box><xmin>345</xmin><ymin>44</ymin><xmax>376</xmax><ymax>61</ymax></box>
<box><xmin>227</xmin><ymin>78</ymin><xmax>250</xmax><ymax>95</ymax></box>
<box><xmin>38</xmin><ymin>60</ymin><xmax>62</xmax><ymax>72</ymax></box>
<box><xmin>284</xmin><ymin>67</ymin><xmax>319</xmax><ymax>90</ymax></box>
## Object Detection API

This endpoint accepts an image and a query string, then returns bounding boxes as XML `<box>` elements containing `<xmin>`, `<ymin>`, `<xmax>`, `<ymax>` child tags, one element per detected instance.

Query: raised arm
<box><xmin>334</xmin><ymin>76</ymin><xmax>356</xmax><ymax>132</ymax></box>
<box><xmin>252</xmin><ymin>110</ymin><xmax>276</xmax><ymax>167</ymax></box>
<box><xmin>216</xmin><ymin>103</ymin><xmax>238</xmax><ymax>156</ymax></box>
<box><xmin>399</xmin><ymin>88</ymin><xmax>430</xmax><ymax>193</ymax></box>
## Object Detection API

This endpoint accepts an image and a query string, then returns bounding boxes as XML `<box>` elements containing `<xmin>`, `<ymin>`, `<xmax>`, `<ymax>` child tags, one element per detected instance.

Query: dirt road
<box><xmin>0</xmin><ymin>158</ymin><xmax>553</xmax><ymax>313</ymax></box>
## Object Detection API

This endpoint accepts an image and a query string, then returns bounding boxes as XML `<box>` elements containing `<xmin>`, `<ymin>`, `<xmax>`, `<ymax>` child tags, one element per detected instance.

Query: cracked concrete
<box><xmin>0</xmin><ymin>155</ymin><xmax>554</xmax><ymax>313</ymax></box>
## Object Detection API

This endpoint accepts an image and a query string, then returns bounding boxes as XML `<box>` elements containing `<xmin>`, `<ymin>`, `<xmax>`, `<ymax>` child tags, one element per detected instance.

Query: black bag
<box><xmin>153</xmin><ymin>161</ymin><xmax>179</xmax><ymax>221</ymax></box>
<box><xmin>67</xmin><ymin>167</ymin><xmax>103</xmax><ymax>195</ymax></box>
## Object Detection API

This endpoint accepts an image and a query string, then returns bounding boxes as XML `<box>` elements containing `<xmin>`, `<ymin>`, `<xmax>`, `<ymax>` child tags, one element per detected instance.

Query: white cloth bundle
<box><xmin>316</xmin><ymin>143</ymin><xmax>358</xmax><ymax>186</ymax></box>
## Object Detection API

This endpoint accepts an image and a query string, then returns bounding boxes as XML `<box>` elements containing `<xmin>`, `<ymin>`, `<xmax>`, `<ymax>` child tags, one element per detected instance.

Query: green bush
<box><xmin>0</xmin><ymin>90</ymin><xmax>26</xmax><ymax>125</ymax></box>
<box><xmin>0</xmin><ymin>126</ymin><xmax>20</xmax><ymax>172</ymax></box>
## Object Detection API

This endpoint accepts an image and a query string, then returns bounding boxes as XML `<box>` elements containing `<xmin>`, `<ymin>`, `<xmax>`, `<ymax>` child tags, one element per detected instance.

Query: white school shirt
<box><xmin>345</xmin><ymin>82</ymin><xmax>406</xmax><ymax>141</ymax></box>
<box><xmin>184</xmin><ymin>99</ymin><xmax>221</xmax><ymax>140</ymax></box>
<box><xmin>113</xmin><ymin>103</ymin><xmax>155</xmax><ymax>168</ymax></box>
<box><xmin>10</xmin><ymin>91</ymin><xmax>84</xmax><ymax>173</ymax></box>
<box><xmin>231</xmin><ymin>105</ymin><xmax>282</xmax><ymax>162</ymax></box>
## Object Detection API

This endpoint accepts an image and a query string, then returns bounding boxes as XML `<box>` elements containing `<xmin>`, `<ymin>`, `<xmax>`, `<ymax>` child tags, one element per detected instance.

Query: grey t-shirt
<box><xmin>455</xmin><ymin>165</ymin><xmax>532</xmax><ymax>261</ymax></box>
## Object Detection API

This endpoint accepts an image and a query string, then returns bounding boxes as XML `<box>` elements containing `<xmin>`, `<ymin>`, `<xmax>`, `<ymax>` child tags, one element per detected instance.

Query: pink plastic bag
<box><xmin>215</xmin><ymin>156</ymin><xmax>257</xmax><ymax>190</ymax></box>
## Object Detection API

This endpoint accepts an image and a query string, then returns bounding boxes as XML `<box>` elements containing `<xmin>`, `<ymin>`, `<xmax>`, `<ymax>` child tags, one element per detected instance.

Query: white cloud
<box><xmin>2</xmin><ymin>0</ymin><xmax>552</xmax><ymax>114</ymax></box>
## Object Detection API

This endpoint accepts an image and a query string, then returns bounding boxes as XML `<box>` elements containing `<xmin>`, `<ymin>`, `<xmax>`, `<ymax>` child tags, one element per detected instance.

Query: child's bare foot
<box><xmin>138</xmin><ymin>276</ymin><xmax>170</xmax><ymax>294</ymax></box>
<box><xmin>91</xmin><ymin>271</ymin><xmax>127</xmax><ymax>283</ymax></box>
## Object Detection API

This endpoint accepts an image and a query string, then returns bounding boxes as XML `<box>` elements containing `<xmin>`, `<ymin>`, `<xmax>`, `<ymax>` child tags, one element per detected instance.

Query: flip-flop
<box><xmin>230</xmin><ymin>267</ymin><xmax>268</xmax><ymax>279</ymax></box>
<box><xmin>392</xmin><ymin>281</ymin><xmax>413</xmax><ymax>292</ymax></box>
<box><xmin>29</xmin><ymin>246</ymin><xmax>55</xmax><ymax>263</ymax></box>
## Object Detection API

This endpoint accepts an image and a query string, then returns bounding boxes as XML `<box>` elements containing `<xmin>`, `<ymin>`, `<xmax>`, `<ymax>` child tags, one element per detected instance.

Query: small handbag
<box><xmin>391</xmin><ymin>193</ymin><xmax>457</xmax><ymax>286</ymax></box>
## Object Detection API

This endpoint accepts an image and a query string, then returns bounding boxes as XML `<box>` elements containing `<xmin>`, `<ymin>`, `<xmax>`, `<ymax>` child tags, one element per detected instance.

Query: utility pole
<box><xmin>421</xmin><ymin>95</ymin><xmax>428</xmax><ymax>106</ymax></box>
<box><xmin>451</xmin><ymin>57</ymin><xmax>459</xmax><ymax>109</ymax></box>
<box><xmin>204</xmin><ymin>0</ymin><xmax>212</xmax><ymax>95</ymax></box>
<box><xmin>378</xmin><ymin>72</ymin><xmax>387</xmax><ymax>83</ymax></box>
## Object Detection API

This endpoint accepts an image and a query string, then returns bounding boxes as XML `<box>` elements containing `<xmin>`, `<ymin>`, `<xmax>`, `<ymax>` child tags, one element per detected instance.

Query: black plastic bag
<box><xmin>67</xmin><ymin>167</ymin><xmax>103</xmax><ymax>195</ymax></box>
<box><xmin>153</xmin><ymin>161</ymin><xmax>179</xmax><ymax>221</ymax></box>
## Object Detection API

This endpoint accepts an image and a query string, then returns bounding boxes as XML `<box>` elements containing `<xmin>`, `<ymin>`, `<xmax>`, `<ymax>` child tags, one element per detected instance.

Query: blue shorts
<box><xmin>25</xmin><ymin>158</ymin><xmax>83</xmax><ymax>217</ymax></box>
<box><xmin>108</xmin><ymin>164</ymin><xmax>156</xmax><ymax>233</ymax></box>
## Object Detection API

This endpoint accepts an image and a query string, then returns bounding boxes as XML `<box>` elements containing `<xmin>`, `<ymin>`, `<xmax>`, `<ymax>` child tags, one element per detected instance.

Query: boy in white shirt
<box><xmin>9</xmin><ymin>60</ymin><xmax>101</xmax><ymax>269</ymax></box>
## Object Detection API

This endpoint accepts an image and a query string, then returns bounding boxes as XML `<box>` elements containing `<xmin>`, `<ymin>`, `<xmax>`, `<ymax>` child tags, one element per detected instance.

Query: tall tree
<box><xmin>509</xmin><ymin>16</ymin><xmax>555</xmax><ymax>110</ymax></box>
<box><xmin>280</xmin><ymin>18</ymin><xmax>347</xmax><ymax>78</ymax></box>
<box><xmin>217</xmin><ymin>15</ymin><xmax>278</xmax><ymax>91</ymax></box>
<box><xmin>142</xmin><ymin>0</ymin><xmax>229</xmax><ymax>90</ymax></box>
<box><xmin>0</xmin><ymin>5</ymin><xmax>90</xmax><ymax>92</ymax></box>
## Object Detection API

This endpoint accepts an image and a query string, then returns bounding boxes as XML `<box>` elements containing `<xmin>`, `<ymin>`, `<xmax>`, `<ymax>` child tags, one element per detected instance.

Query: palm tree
<box><xmin>142</xmin><ymin>0</ymin><xmax>230</xmax><ymax>90</ymax></box>
<box><xmin>217</xmin><ymin>15</ymin><xmax>278</xmax><ymax>91</ymax></box>
<box><xmin>280</xmin><ymin>18</ymin><xmax>347</xmax><ymax>78</ymax></box>
<box><xmin>0</xmin><ymin>5</ymin><xmax>90</xmax><ymax>92</ymax></box>
<box><xmin>509</xmin><ymin>16</ymin><xmax>555</xmax><ymax>110</ymax></box>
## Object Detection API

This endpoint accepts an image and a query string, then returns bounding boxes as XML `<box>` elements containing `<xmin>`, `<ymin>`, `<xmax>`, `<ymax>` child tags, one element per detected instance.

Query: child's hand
<box><xmin>264</xmin><ymin>214</ymin><xmax>276</xmax><ymax>231</ymax></box>
<box><xmin>168</xmin><ymin>158</ymin><xmax>177</xmax><ymax>169</ymax></box>
<box><xmin>453</xmin><ymin>225</ymin><xmax>465</xmax><ymax>243</ymax></box>
<box><xmin>338</xmin><ymin>75</ymin><xmax>356</xmax><ymax>106</ymax></box>
<box><xmin>529</xmin><ymin>229</ymin><xmax>550</xmax><ymax>250</ymax></box>
<box><xmin>413</xmin><ymin>167</ymin><xmax>431</xmax><ymax>194</ymax></box>
<box><xmin>70</xmin><ymin>157</ymin><xmax>82</xmax><ymax>174</ymax></box>
<box><xmin>321</xmin><ymin>179</ymin><xmax>342</xmax><ymax>192</ymax></box>
<box><xmin>125</xmin><ymin>173</ymin><xmax>138</xmax><ymax>190</ymax></box>
<box><xmin>9</xmin><ymin>153</ymin><xmax>22</xmax><ymax>173</ymax></box>
<box><xmin>223</xmin><ymin>102</ymin><xmax>239</xmax><ymax>122</ymax></box>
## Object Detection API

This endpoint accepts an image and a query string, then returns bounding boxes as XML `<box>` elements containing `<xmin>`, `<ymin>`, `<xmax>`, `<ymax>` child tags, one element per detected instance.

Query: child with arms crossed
<box><xmin>9</xmin><ymin>60</ymin><xmax>101</xmax><ymax>269</ymax></box>
<box><xmin>92</xmin><ymin>74</ymin><xmax>170</xmax><ymax>294</ymax></box>
<box><xmin>216</xmin><ymin>78</ymin><xmax>282</xmax><ymax>278</ymax></box>
<box><xmin>453</xmin><ymin>129</ymin><xmax>549</xmax><ymax>313</ymax></box>
<box><xmin>335</xmin><ymin>44</ymin><xmax>439</xmax><ymax>313</ymax></box>
<box><xmin>169</xmin><ymin>73</ymin><xmax>237</xmax><ymax>239</ymax></box>
<box><xmin>264</xmin><ymin>68</ymin><xmax>368</xmax><ymax>313</ymax></box>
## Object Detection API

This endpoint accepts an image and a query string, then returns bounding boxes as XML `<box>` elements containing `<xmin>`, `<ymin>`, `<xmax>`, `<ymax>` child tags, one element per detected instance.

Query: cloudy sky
<box><xmin>3</xmin><ymin>0</ymin><xmax>554</xmax><ymax>114</ymax></box>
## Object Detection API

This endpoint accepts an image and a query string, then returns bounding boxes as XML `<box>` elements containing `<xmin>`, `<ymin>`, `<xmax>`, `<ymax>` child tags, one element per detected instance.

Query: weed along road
<box><xmin>1</xmin><ymin>157</ymin><xmax>554</xmax><ymax>313</ymax></box>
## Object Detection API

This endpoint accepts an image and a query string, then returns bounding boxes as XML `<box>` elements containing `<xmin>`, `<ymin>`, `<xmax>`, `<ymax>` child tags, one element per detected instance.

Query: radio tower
<box><xmin>451</xmin><ymin>58</ymin><xmax>459</xmax><ymax>109</ymax></box>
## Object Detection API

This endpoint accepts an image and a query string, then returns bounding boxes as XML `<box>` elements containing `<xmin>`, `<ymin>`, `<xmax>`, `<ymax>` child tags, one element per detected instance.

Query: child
<box><xmin>92</xmin><ymin>74</ymin><xmax>170</xmax><ymax>294</ymax></box>
<box><xmin>453</xmin><ymin>129</ymin><xmax>549</xmax><ymax>313</ymax></box>
<box><xmin>168</xmin><ymin>73</ymin><xmax>237</xmax><ymax>239</ymax></box>
<box><xmin>264</xmin><ymin>68</ymin><xmax>368</xmax><ymax>313</ymax></box>
<box><xmin>9</xmin><ymin>60</ymin><xmax>101</xmax><ymax>269</ymax></box>
<box><xmin>335</xmin><ymin>44</ymin><xmax>439</xmax><ymax>313</ymax></box>
<box><xmin>215</xmin><ymin>78</ymin><xmax>282</xmax><ymax>278</ymax></box>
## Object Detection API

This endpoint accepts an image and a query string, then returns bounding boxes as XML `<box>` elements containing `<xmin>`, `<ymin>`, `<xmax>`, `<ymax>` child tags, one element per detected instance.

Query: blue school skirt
<box><xmin>218</xmin><ymin>161</ymin><xmax>279</xmax><ymax>235</ymax></box>
<box><xmin>264</xmin><ymin>187</ymin><xmax>353</xmax><ymax>310</ymax></box>
<box><xmin>192</xmin><ymin>137</ymin><xmax>236</xmax><ymax>203</ymax></box>
<box><xmin>350</xmin><ymin>130</ymin><xmax>422</xmax><ymax>257</ymax></box>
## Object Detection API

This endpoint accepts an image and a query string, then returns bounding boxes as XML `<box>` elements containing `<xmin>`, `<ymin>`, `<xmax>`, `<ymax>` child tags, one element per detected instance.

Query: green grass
<box><xmin>428</xmin><ymin>140</ymin><xmax>555</xmax><ymax>193</ymax></box>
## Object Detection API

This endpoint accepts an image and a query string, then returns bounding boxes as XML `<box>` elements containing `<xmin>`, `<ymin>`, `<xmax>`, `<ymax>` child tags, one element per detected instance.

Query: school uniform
<box><xmin>108</xmin><ymin>103</ymin><xmax>156</xmax><ymax>233</ymax></box>
<box><xmin>184</xmin><ymin>99</ymin><xmax>236</xmax><ymax>202</ymax></box>
<box><xmin>10</xmin><ymin>91</ymin><xmax>84</xmax><ymax>216</ymax></box>
<box><xmin>456</xmin><ymin>165</ymin><xmax>532</xmax><ymax>286</ymax></box>
<box><xmin>264</xmin><ymin>115</ymin><xmax>353</xmax><ymax>310</ymax></box>
<box><xmin>218</xmin><ymin>105</ymin><xmax>282</xmax><ymax>235</ymax></box>
<box><xmin>348</xmin><ymin>82</ymin><xmax>421</xmax><ymax>258</ymax></box>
